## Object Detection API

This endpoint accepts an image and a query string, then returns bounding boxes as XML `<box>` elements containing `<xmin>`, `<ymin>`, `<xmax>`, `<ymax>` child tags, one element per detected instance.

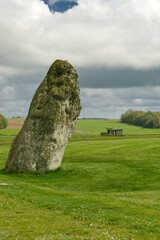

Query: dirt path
<box><xmin>72</xmin><ymin>128</ymin><xmax>85</xmax><ymax>133</ymax></box>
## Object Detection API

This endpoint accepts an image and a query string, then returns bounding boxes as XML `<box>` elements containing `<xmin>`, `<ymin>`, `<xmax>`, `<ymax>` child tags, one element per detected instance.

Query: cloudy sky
<box><xmin>1</xmin><ymin>0</ymin><xmax>160</xmax><ymax>118</ymax></box>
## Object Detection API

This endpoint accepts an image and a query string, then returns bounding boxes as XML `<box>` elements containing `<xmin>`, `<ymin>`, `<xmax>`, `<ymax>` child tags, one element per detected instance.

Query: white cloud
<box><xmin>1</xmin><ymin>0</ymin><xmax>160</xmax><ymax>117</ymax></box>
<box><xmin>0</xmin><ymin>0</ymin><xmax>160</xmax><ymax>71</ymax></box>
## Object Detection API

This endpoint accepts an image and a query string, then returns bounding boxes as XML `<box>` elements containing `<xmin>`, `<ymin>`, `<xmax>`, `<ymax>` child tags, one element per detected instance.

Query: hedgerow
<box><xmin>120</xmin><ymin>110</ymin><xmax>160</xmax><ymax>128</ymax></box>
<box><xmin>0</xmin><ymin>113</ymin><xmax>8</xmax><ymax>129</ymax></box>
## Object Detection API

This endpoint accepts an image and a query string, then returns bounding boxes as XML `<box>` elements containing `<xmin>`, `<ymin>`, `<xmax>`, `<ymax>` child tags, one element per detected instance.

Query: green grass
<box><xmin>7</xmin><ymin>117</ymin><xmax>25</xmax><ymax>120</ymax></box>
<box><xmin>0</xmin><ymin>120</ymin><xmax>160</xmax><ymax>239</ymax></box>
<box><xmin>0</xmin><ymin>128</ymin><xmax>20</xmax><ymax>143</ymax></box>
<box><xmin>76</xmin><ymin>119</ymin><xmax>160</xmax><ymax>135</ymax></box>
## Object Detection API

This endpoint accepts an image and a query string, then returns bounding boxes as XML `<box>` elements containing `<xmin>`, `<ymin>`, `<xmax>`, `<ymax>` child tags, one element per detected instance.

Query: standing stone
<box><xmin>5</xmin><ymin>60</ymin><xmax>81</xmax><ymax>172</ymax></box>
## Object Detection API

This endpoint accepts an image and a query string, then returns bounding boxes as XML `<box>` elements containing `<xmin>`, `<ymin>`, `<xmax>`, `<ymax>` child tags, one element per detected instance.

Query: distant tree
<box><xmin>120</xmin><ymin>110</ymin><xmax>160</xmax><ymax>128</ymax></box>
<box><xmin>0</xmin><ymin>114</ymin><xmax>8</xmax><ymax>129</ymax></box>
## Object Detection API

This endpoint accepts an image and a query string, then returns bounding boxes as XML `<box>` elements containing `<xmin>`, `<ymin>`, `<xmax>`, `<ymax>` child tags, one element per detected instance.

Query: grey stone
<box><xmin>5</xmin><ymin>60</ymin><xmax>81</xmax><ymax>172</ymax></box>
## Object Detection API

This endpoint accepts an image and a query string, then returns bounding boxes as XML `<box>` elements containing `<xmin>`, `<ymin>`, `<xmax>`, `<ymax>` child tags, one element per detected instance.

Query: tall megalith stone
<box><xmin>5</xmin><ymin>60</ymin><xmax>81</xmax><ymax>172</ymax></box>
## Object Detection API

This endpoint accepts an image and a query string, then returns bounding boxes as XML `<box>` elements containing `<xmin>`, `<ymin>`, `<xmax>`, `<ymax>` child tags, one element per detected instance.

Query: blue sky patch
<box><xmin>42</xmin><ymin>0</ymin><xmax>78</xmax><ymax>13</ymax></box>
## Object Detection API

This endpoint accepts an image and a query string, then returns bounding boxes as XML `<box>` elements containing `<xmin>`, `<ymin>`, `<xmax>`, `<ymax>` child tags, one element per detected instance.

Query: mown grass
<box><xmin>7</xmin><ymin>118</ymin><xmax>25</xmax><ymax>120</ymax></box>
<box><xmin>76</xmin><ymin>119</ymin><xmax>160</xmax><ymax>135</ymax></box>
<box><xmin>0</xmin><ymin>120</ymin><xmax>160</xmax><ymax>239</ymax></box>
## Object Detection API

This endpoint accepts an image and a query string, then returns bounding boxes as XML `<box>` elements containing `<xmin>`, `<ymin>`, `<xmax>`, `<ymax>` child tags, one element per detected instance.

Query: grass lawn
<box><xmin>7</xmin><ymin>118</ymin><xmax>25</xmax><ymax>120</ymax></box>
<box><xmin>0</xmin><ymin>120</ymin><xmax>160</xmax><ymax>239</ymax></box>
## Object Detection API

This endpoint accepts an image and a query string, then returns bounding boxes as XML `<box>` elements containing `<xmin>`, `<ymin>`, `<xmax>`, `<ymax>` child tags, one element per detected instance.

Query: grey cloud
<box><xmin>80</xmin><ymin>87</ymin><xmax>160</xmax><ymax>118</ymax></box>
<box><xmin>1</xmin><ymin>64</ymin><xmax>160</xmax><ymax>118</ymax></box>
<box><xmin>48</xmin><ymin>0</ymin><xmax>78</xmax><ymax>3</ymax></box>
<box><xmin>10</xmin><ymin>68</ymin><xmax>47</xmax><ymax>84</ymax></box>
<box><xmin>78</xmin><ymin>67</ymin><xmax>160</xmax><ymax>88</ymax></box>
<box><xmin>0</xmin><ymin>100</ymin><xmax>30</xmax><ymax>118</ymax></box>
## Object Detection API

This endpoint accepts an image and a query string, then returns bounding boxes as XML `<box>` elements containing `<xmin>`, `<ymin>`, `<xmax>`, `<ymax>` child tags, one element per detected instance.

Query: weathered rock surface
<box><xmin>5</xmin><ymin>60</ymin><xmax>81</xmax><ymax>172</ymax></box>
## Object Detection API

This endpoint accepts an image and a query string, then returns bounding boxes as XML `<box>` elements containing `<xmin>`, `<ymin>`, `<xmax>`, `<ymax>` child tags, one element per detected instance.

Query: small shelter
<box><xmin>107</xmin><ymin>129</ymin><xmax>123</xmax><ymax>136</ymax></box>
<box><xmin>101</xmin><ymin>128</ymin><xmax>123</xmax><ymax>136</ymax></box>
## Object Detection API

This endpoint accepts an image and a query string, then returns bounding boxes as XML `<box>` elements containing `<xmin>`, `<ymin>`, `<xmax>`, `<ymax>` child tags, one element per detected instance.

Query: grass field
<box><xmin>0</xmin><ymin>120</ymin><xmax>160</xmax><ymax>239</ymax></box>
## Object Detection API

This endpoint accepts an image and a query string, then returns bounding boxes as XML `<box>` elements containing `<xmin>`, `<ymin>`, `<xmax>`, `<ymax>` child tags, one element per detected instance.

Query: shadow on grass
<box><xmin>0</xmin><ymin>167</ymin><xmax>72</xmax><ymax>179</ymax></box>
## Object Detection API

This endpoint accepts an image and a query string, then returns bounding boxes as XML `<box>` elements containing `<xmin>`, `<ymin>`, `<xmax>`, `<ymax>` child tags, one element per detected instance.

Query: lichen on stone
<box><xmin>5</xmin><ymin>60</ymin><xmax>81</xmax><ymax>172</ymax></box>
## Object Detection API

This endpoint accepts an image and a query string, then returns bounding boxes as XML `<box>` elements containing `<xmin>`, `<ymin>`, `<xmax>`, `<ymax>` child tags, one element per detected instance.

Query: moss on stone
<box><xmin>6</xmin><ymin>59</ymin><xmax>81</xmax><ymax>172</ymax></box>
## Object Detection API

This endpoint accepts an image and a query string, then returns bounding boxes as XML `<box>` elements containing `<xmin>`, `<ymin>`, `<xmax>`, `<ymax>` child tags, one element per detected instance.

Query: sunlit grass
<box><xmin>0</xmin><ymin>120</ymin><xmax>160</xmax><ymax>239</ymax></box>
<box><xmin>76</xmin><ymin>119</ymin><xmax>160</xmax><ymax>135</ymax></box>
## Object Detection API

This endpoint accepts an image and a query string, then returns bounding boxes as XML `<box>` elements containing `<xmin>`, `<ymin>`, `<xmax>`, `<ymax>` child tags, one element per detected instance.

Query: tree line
<box><xmin>120</xmin><ymin>110</ymin><xmax>160</xmax><ymax>128</ymax></box>
<box><xmin>0</xmin><ymin>114</ymin><xmax>8</xmax><ymax>129</ymax></box>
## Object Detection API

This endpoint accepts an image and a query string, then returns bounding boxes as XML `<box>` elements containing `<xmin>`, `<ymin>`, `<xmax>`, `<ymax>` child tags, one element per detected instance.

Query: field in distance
<box><xmin>7</xmin><ymin>118</ymin><xmax>25</xmax><ymax>129</ymax></box>
<box><xmin>0</xmin><ymin>119</ymin><xmax>160</xmax><ymax>239</ymax></box>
